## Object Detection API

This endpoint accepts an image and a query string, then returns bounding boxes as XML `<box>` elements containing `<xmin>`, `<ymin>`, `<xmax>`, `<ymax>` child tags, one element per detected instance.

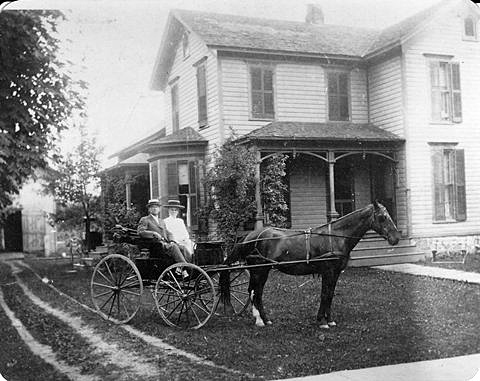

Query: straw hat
<box><xmin>146</xmin><ymin>199</ymin><xmax>161</xmax><ymax>207</ymax></box>
<box><xmin>163</xmin><ymin>199</ymin><xmax>185</xmax><ymax>209</ymax></box>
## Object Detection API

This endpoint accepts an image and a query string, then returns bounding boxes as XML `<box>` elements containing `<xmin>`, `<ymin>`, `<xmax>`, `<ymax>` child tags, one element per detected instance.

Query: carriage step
<box><xmin>349</xmin><ymin>251</ymin><xmax>427</xmax><ymax>267</ymax></box>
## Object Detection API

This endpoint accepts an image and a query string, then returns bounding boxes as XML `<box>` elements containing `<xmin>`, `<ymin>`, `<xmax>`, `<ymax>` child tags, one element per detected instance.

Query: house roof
<box><xmin>173</xmin><ymin>9</ymin><xmax>378</xmax><ymax>57</ymax></box>
<box><xmin>108</xmin><ymin>128</ymin><xmax>166</xmax><ymax>160</ymax></box>
<box><xmin>145</xmin><ymin>126</ymin><xmax>207</xmax><ymax>149</ymax></box>
<box><xmin>153</xmin><ymin>1</ymin><xmax>466</xmax><ymax>89</ymax></box>
<box><xmin>237</xmin><ymin>121</ymin><xmax>404</xmax><ymax>144</ymax></box>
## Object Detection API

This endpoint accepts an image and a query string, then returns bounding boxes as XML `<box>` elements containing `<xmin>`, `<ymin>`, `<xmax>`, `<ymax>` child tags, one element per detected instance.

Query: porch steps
<box><xmin>349</xmin><ymin>233</ymin><xmax>426</xmax><ymax>267</ymax></box>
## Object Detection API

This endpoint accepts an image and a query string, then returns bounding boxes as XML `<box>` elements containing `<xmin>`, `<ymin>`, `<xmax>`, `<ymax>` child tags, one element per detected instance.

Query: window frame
<box><xmin>326</xmin><ymin>69</ymin><xmax>351</xmax><ymax>122</ymax></box>
<box><xmin>196</xmin><ymin>62</ymin><xmax>208</xmax><ymax>127</ymax></box>
<box><xmin>428</xmin><ymin>58</ymin><xmax>462</xmax><ymax>124</ymax></box>
<box><xmin>431</xmin><ymin>144</ymin><xmax>467</xmax><ymax>223</ymax></box>
<box><xmin>463</xmin><ymin>16</ymin><xmax>477</xmax><ymax>41</ymax></box>
<box><xmin>182</xmin><ymin>32</ymin><xmax>190</xmax><ymax>59</ymax></box>
<box><xmin>170</xmin><ymin>82</ymin><xmax>179</xmax><ymax>132</ymax></box>
<box><xmin>248</xmin><ymin>63</ymin><xmax>275</xmax><ymax>120</ymax></box>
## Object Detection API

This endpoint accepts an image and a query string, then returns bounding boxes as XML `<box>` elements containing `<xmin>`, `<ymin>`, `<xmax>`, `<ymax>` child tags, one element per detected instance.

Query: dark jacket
<box><xmin>137</xmin><ymin>215</ymin><xmax>175</xmax><ymax>241</ymax></box>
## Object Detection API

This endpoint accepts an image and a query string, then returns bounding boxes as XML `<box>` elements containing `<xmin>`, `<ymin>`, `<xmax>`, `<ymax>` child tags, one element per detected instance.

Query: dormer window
<box><xmin>463</xmin><ymin>17</ymin><xmax>477</xmax><ymax>40</ymax></box>
<box><xmin>182</xmin><ymin>32</ymin><xmax>190</xmax><ymax>58</ymax></box>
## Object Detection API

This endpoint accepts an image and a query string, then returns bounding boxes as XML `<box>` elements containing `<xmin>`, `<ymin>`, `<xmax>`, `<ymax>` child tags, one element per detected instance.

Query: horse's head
<box><xmin>370</xmin><ymin>200</ymin><xmax>400</xmax><ymax>245</ymax></box>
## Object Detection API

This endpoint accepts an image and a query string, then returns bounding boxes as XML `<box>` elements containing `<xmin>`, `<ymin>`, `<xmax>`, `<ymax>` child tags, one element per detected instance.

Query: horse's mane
<box><xmin>311</xmin><ymin>204</ymin><xmax>374</xmax><ymax>232</ymax></box>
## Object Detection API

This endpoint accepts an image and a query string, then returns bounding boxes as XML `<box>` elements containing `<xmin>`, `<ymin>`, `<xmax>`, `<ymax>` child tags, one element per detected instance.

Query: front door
<box><xmin>334</xmin><ymin>161</ymin><xmax>355</xmax><ymax>217</ymax></box>
<box><xmin>3</xmin><ymin>211</ymin><xmax>23</xmax><ymax>252</ymax></box>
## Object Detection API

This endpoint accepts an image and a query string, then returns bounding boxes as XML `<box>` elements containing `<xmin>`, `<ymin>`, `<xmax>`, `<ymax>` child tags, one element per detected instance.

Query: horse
<box><xmin>219</xmin><ymin>201</ymin><xmax>400</xmax><ymax>329</ymax></box>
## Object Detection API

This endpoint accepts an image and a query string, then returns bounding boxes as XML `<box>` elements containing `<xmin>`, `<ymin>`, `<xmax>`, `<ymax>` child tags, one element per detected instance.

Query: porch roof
<box><xmin>236</xmin><ymin>121</ymin><xmax>404</xmax><ymax>144</ymax></box>
<box><xmin>144</xmin><ymin>126</ymin><xmax>208</xmax><ymax>152</ymax></box>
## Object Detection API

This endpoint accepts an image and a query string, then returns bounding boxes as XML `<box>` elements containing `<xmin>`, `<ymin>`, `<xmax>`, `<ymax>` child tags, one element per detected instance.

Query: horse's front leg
<box><xmin>248</xmin><ymin>268</ymin><xmax>271</xmax><ymax>327</ymax></box>
<box><xmin>317</xmin><ymin>268</ymin><xmax>341</xmax><ymax>329</ymax></box>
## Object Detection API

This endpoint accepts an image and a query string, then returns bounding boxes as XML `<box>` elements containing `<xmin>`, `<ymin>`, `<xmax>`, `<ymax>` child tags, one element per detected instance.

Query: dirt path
<box><xmin>0</xmin><ymin>260</ymin><xmax>254</xmax><ymax>381</ymax></box>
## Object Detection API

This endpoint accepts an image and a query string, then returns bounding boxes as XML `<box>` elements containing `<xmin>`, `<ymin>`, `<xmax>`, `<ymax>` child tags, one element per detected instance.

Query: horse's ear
<box><xmin>373</xmin><ymin>199</ymin><xmax>380</xmax><ymax>209</ymax></box>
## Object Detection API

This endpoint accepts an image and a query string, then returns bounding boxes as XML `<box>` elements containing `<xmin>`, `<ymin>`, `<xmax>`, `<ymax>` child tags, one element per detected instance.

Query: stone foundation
<box><xmin>414</xmin><ymin>235</ymin><xmax>480</xmax><ymax>258</ymax></box>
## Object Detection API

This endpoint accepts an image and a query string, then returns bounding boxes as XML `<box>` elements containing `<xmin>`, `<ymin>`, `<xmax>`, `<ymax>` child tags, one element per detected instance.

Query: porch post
<box><xmin>327</xmin><ymin>151</ymin><xmax>340</xmax><ymax>221</ymax></box>
<box><xmin>125</xmin><ymin>173</ymin><xmax>132</xmax><ymax>210</ymax></box>
<box><xmin>255</xmin><ymin>150</ymin><xmax>264</xmax><ymax>229</ymax></box>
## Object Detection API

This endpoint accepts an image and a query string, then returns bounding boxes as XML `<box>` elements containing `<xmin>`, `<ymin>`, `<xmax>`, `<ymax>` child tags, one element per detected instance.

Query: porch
<box><xmin>239</xmin><ymin>121</ymin><xmax>426</xmax><ymax>266</ymax></box>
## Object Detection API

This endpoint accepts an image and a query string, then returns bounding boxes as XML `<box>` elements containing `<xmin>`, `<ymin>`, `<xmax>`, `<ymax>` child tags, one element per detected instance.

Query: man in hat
<box><xmin>163</xmin><ymin>199</ymin><xmax>194</xmax><ymax>258</ymax></box>
<box><xmin>137</xmin><ymin>199</ymin><xmax>189</xmax><ymax>276</ymax></box>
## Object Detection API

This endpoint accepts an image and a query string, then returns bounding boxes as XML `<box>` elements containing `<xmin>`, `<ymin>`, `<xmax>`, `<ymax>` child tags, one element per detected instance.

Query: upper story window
<box><xmin>463</xmin><ymin>17</ymin><xmax>477</xmax><ymax>40</ymax></box>
<box><xmin>327</xmin><ymin>71</ymin><xmax>350</xmax><ymax>121</ymax></box>
<box><xmin>250</xmin><ymin>65</ymin><xmax>274</xmax><ymax>119</ymax></box>
<box><xmin>431</xmin><ymin>145</ymin><xmax>466</xmax><ymax>222</ymax></box>
<box><xmin>170</xmin><ymin>82</ymin><xmax>179</xmax><ymax>132</ymax></box>
<box><xmin>196</xmin><ymin>62</ymin><xmax>208</xmax><ymax>127</ymax></box>
<box><xmin>182</xmin><ymin>32</ymin><xmax>190</xmax><ymax>58</ymax></box>
<box><xmin>429</xmin><ymin>60</ymin><xmax>462</xmax><ymax>123</ymax></box>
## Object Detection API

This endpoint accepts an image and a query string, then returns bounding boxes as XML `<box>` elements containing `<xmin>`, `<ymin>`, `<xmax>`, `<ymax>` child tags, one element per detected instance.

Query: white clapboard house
<box><xmin>108</xmin><ymin>0</ymin><xmax>480</xmax><ymax>265</ymax></box>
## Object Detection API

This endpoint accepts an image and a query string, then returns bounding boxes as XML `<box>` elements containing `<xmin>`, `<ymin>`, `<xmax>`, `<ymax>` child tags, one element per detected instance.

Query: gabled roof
<box><xmin>108</xmin><ymin>128</ymin><xmax>166</xmax><ymax>160</ymax></box>
<box><xmin>237</xmin><ymin>121</ymin><xmax>404</xmax><ymax>144</ymax></box>
<box><xmin>152</xmin><ymin>0</ymin><xmax>477</xmax><ymax>90</ymax></box>
<box><xmin>173</xmin><ymin>9</ymin><xmax>378</xmax><ymax>57</ymax></box>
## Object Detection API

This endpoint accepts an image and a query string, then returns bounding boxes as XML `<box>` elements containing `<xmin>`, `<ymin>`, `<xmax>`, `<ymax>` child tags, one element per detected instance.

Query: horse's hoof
<box><xmin>319</xmin><ymin>324</ymin><xmax>330</xmax><ymax>329</ymax></box>
<box><xmin>255</xmin><ymin>321</ymin><xmax>266</xmax><ymax>327</ymax></box>
<box><xmin>327</xmin><ymin>321</ymin><xmax>337</xmax><ymax>327</ymax></box>
<box><xmin>266</xmin><ymin>320</ymin><xmax>273</xmax><ymax>325</ymax></box>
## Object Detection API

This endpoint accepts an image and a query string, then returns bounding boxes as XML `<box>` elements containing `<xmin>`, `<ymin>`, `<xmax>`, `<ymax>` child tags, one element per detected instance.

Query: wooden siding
<box><xmin>164</xmin><ymin>32</ymin><xmax>220</xmax><ymax>157</ymax></box>
<box><xmin>289</xmin><ymin>158</ymin><xmax>328</xmax><ymax>229</ymax></box>
<box><xmin>368</xmin><ymin>56</ymin><xmax>404</xmax><ymax>137</ymax></box>
<box><xmin>402</xmin><ymin>3</ymin><xmax>480</xmax><ymax>238</ymax></box>
<box><xmin>220</xmin><ymin>58</ymin><xmax>370</xmax><ymax>139</ymax></box>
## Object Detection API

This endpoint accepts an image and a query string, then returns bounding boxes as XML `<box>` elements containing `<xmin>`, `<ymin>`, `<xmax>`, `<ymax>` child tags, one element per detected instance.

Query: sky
<box><xmin>7</xmin><ymin>0</ymin><xmax>442</xmax><ymax>166</ymax></box>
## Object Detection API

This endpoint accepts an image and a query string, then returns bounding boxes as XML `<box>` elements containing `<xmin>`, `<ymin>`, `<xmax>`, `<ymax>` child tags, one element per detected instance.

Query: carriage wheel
<box><xmin>90</xmin><ymin>254</ymin><xmax>143</xmax><ymax>324</ymax></box>
<box><xmin>154</xmin><ymin>263</ymin><xmax>216</xmax><ymax>329</ymax></box>
<box><xmin>212</xmin><ymin>269</ymin><xmax>250</xmax><ymax>316</ymax></box>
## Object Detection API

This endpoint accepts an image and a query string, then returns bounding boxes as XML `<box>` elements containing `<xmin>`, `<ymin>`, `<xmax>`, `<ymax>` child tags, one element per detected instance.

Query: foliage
<box><xmin>0</xmin><ymin>10</ymin><xmax>85</xmax><ymax>219</ymax></box>
<box><xmin>102</xmin><ymin>202</ymin><xmax>141</xmax><ymax>234</ymax></box>
<box><xmin>202</xmin><ymin>138</ymin><xmax>257</xmax><ymax>249</ymax></box>
<box><xmin>261</xmin><ymin>154</ymin><xmax>289</xmax><ymax>227</ymax></box>
<box><xmin>101</xmin><ymin>172</ymin><xmax>148</xmax><ymax>216</ymax></box>
<box><xmin>202</xmin><ymin>138</ymin><xmax>289</xmax><ymax>249</ymax></box>
<box><xmin>43</xmin><ymin>127</ymin><xmax>102</xmax><ymax>249</ymax></box>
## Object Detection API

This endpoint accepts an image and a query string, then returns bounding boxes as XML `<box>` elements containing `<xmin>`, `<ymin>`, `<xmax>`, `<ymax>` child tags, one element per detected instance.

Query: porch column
<box><xmin>125</xmin><ymin>173</ymin><xmax>132</xmax><ymax>210</ymax></box>
<box><xmin>255</xmin><ymin>150</ymin><xmax>264</xmax><ymax>229</ymax></box>
<box><xmin>327</xmin><ymin>151</ymin><xmax>340</xmax><ymax>221</ymax></box>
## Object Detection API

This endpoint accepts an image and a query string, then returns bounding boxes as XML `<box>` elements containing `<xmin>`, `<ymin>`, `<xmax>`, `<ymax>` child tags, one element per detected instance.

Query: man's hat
<box><xmin>146</xmin><ymin>199</ymin><xmax>161</xmax><ymax>207</ymax></box>
<box><xmin>163</xmin><ymin>199</ymin><xmax>185</xmax><ymax>209</ymax></box>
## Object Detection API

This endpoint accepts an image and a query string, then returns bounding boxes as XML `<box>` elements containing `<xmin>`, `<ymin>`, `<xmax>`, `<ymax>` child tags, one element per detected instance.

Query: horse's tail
<box><xmin>219</xmin><ymin>233</ymin><xmax>255</xmax><ymax>313</ymax></box>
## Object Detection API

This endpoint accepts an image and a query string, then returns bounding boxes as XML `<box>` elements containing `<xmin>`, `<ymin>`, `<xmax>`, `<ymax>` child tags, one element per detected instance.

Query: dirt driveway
<box><xmin>0</xmin><ymin>260</ymin><xmax>255</xmax><ymax>381</ymax></box>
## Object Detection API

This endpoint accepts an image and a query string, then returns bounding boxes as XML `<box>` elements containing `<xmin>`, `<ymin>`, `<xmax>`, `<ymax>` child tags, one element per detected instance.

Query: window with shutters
<box><xmin>196</xmin><ymin>63</ymin><xmax>208</xmax><ymax>127</ymax></box>
<box><xmin>429</xmin><ymin>61</ymin><xmax>462</xmax><ymax>123</ymax></box>
<box><xmin>327</xmin><ymin>71</ymin><xmax>350</xmax><ymax>121</ymax></box>
<box><xmin>249</xmin><ymin>65</ymin><xmax>274</xmax><ymax>119</ymax></box>
<box><xmin>166</xmin><ymin>160</ymin><xmax>201</xmax><ymax>228</ymax></box>
<box><xmin>431</xmin><ymin>146</ymin><xmax>466</xmax><ymax>222</ymax></box>
<box><xmin>171</xmin><ymin>83</ymin><xmax>179</xmax><ymax>132</ymax></box>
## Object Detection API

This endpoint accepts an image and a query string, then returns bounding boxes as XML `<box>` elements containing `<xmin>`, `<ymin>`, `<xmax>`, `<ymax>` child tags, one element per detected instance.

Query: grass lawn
<box><xmin>20</xmin><ymin>258</ymin><xmax>480</xmax><ymax>379</ymax></box>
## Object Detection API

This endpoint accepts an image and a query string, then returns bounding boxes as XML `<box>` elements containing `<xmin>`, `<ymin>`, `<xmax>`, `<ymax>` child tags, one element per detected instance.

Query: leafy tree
<box><xmin>44</xmin><ymin>127</ymin><xmax>102</xmax><ymax>250</ymax></box>
<box><xmin>202</xmin><ymin>138</ymin><xmax>257</xmax><ymax>249</ymax></box>
<box><xmin>0</xmin><ymin>10</ymin><xmax>84</xmax><ymax>221</ymax></box>
<box><xmin>261</xmin><ymin>154</ymin><xmax>289</xmax><ymax>227</ymax></box>
<box><xmin>202</xmin><ymin>137</ymin><xmax>289</xmax><ymax>250</ymax></box>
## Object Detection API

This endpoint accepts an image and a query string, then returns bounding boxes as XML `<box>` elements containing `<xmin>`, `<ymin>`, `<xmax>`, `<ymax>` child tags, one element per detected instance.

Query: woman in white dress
<box><xmin>163</xmin><ymin>199</ymin><xmax>194</xmax><ymax>257</ymax></box>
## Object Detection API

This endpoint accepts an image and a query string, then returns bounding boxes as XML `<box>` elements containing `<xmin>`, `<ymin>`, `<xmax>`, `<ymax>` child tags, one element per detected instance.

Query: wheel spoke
<box><xmin>120</xmin><ymin>289</ymin><xmax>141</xmax><ymax>297</ymax></box>
<box><xmin>99</xmin><ymin>292</ymin><xmax>115</xmax><ymax>311</ymax></box>
<box><xmin>92</xmin><ymin>290</ymin><xmax>112</xmax><ymax>298</ymax></box>
<box><xmin>93</xmin><ymin>282</ymin><xmax>116</xmax><ymax>290</ymax></box>
<box><xmin>108</xmin><ymin>293</ymin><xmax>117</xmax><ymax>318</ymax></box>
<box><xmin>190</xmin><ymin>304</ymin><xmax>203</xmax><ymax>325</ymax></box>
<box><xmin>121</xmin><ymin>280</ymin><xmax>140</xmax><ymax>290</ymax></box>
<box><xmin>104</xmin><ymin>261</ymin><xmax>115</xmax><ymax>285</ymax></box>
<box><xmin>96</xmin><ymin>269</ymin><xmax>114</xmax><ymax>285</ymax></box>
<box><xmin>191</xmin><ymin>300</ymin><xmax>211</xmax><ymax>315</ymax></box>
<box><xmin>165</xmin><ymin>300</ymin><xmax>183</xmax><ymax>319</ymax></box>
